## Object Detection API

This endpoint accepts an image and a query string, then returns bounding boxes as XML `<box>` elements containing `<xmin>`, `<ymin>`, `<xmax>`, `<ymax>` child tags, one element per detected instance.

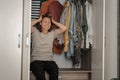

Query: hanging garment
<box><xmin>40</xmin><ymin>0</ymin><xmax>46</xmax><ymax>8</ymax></box>
<box><xmin>72</xmin><ymin>21</ymin><xmax>82</xmax><ymax>67</ymax></box>
<box><xmin>48</xmin><ymin>1</ymin><xmax>64</xmax><ymax>54</ymax></box>
<box><xmin>40</xmin><ymin>0</ymin><xmax>55</xmax><ymax>15</ymax></box>
<box><xmin>85</xmin><ymin>1</ymin><xmax>93</xmax><ymax>48</ymax></box>
<box><xmin>52</xmin><ymin>38</ymin><xmax>64</xmax><ymax>54</ymax></box>
<box><xmin>76</xmin><ymin>0</ymin><xmax>82</xmax><ymax>29</ymax></box>
<box><xmin>81</xmin><ymin>0</ymin><xmax>88</xmax><ymax>49</ymax></box>
<box><xmin>63</xmin><ymin>1</ymin><xmax>71</xmax><ymax>52</ymax></box>
<box><xmin>75</xmin><ymin>0</ymin><xmax>85</xmax><ymax>49</ymax></box>
<box><xmin>58</xmin><ymin>7</ymin><xmax>67</xmax><ymax>46</ymax></box>
<box><xmin>66</xmin><ymin>1</ymin><xmax>76</xmax><ymax>59</ymax></box>
<box><xmin>48</xmin><ymin>1</ymin><xmax>64</xmax><ymax>29</ymax></box>
<box><xmin>66</xmin><ymin>1</ymin><xmax>81</xmax><ymax>66</ymax></box>
<box><xmin>57</xmin><ymin>1</ymin><xmax>71</xmax><ymax>53</ymax></box>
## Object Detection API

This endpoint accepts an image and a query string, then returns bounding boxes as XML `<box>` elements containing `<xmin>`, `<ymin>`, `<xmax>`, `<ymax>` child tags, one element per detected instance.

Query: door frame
<box><xmin>21</xmin><ymin>0</ymin><xmax>31</xmax><ymax>80</ymax></box>
<box><xmin>118</xmin><ymin>0</ymin><xmax>120</xmax><ymax>79</ymax></box>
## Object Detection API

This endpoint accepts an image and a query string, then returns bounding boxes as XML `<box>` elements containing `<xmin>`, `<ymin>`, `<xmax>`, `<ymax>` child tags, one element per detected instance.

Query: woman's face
<box><xmin>40</xmin><ymin>17</ymin><xmax>51</xmax><ymax>31</ymax></box>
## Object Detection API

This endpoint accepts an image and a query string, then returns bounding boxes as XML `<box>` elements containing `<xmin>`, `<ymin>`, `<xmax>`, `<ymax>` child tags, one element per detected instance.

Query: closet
<box><xmin>30</xmin><ymin>0</ymin><xmax>92</xmax><ymax>80</ymax></box>
<box><xmin>31</xmin><ymin>0</ymin><xmax>118</xmax><ymax>80</ymax></box>
<box><xmin>0</xmin><ymin>0</ymin><xmax>118</xmax><ymax>80</ymax></box>
<box><xmin>31</xmin><ymin>0</ymin><xmax>92</xmax><ymax>68</ymax></box>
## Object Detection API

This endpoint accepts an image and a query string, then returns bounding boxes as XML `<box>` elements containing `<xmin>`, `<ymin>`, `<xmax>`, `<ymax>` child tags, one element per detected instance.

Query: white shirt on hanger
<box><xmin>85</xmin><ymin>1</ymin><xmax>94</xmax><ymax>48</ymax></box>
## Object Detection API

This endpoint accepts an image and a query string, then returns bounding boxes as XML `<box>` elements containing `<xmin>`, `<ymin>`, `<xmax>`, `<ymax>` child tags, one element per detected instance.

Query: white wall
<box><xmin>105</xmin><ymin>0</ymin><xmax>118</xmax><ymax>80</ymax></box>
<box><xmin>92</xmin><ymin>0</ymin><xmax>104</xmax><ymax>80</ymax></box>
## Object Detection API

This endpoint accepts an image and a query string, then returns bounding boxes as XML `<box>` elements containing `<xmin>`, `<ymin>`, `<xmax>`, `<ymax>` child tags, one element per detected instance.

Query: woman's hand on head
<box><xmin>38</xmin><ymin>15</ymin><xmax>42</xmax><ymax>22</ymax></box>
<box><xmin>52</xmin><ymin>18</ymin><xmax>55</xmax><ymax>23</ymax></box>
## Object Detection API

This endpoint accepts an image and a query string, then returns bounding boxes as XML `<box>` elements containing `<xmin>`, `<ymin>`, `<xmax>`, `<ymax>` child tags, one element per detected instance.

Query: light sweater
<box><xmin>31</xmin><ymin>27</ymin><xmax>57</xmax><ymax>62</ymax></box>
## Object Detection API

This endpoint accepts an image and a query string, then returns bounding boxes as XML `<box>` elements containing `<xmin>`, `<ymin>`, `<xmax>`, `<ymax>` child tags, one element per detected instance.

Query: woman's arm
<box><xmin>31</xmin><ymin>17</ymin><xmax>42</xmax><ymax>33</ymax></box>
<box><xmin>52</xmin><ymin>19</ymin><xmax>66</xmax><ymax>35</ymax></box>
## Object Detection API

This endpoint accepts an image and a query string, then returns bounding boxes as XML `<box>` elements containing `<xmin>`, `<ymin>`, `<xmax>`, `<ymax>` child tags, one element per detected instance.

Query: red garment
<box><xmin>48</xmin><ymin>1</ymin><xmax>64</xmax><ymax>54</ymax></box>
<box><xmin>48</xmin><ymin>1</ymin><xmax>64</xmax><ymax>29</ymax></box>
<box><xmin>40</xmin><ymin>0</ymin><xmax>55</xmax><ymax>15</ymax></box>
<box><xmin>52</xmin><ymin>38</ymin><xmax>64</xmax><ymax>54</ymax></box>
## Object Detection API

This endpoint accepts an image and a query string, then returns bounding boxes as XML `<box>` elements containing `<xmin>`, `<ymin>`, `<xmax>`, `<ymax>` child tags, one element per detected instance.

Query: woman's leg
<box><xmin>30</xmin><ymin>61</ymin><xmax>45</xmax><ymax>80</ymax></box>
<box><xmin>44</xmin><ymin>61</ymin><xmax>59</xmax><ymax>80</ymax></box>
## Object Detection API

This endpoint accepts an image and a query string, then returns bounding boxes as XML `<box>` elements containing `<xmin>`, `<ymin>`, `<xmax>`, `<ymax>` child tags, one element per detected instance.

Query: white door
<box><xmin>92</xmin><ymin>0</ymin><xmax>118</xmax><ymax>80</ymax></box>
<box><xmin>0</xmin><ymin>0</ymin><xmax>23</xmax><ymax>80</ymax></box>
<box><xmin>92</xmin><ymin>0</ymin><xmax>105</xmax><ymax>80</ymax></box>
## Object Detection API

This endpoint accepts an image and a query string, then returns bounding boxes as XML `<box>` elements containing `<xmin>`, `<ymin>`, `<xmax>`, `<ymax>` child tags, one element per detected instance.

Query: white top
<box><xmin>85</xmin><ymin>1</ymin><xmax>94</xmax><ymax>48</ymax></box>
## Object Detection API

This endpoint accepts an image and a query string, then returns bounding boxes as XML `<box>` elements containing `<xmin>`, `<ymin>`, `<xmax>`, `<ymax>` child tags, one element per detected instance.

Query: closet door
<box><xmin>92</xmin><ymin>0</ymin><xmax>118</xmax><ymax>80</ymax></box>
<box><xmin>22</xmin><ymin>0</ymin><xmax>31</xmax><ymax>80</ymax></box>
<box><xmin>92</xmin><ymin>0</ymin><xmax>105</xmax><ymax>80</ymax></box>
<box><xmin>105</xmin><ymin>0</ymin><xmax>118</xmax><ymax>80</ymax></box>
<box><xmin>0</xmin><ymin>0</ymin><xmax>23</xmax><ymax>80</ymax></box>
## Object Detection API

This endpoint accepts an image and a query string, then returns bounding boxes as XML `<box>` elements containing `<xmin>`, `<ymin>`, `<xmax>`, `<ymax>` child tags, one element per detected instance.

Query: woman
<box><xmin>30</xmin><ymin>13</ymin><xmax>66</xmax><ymax>80</ymax></box>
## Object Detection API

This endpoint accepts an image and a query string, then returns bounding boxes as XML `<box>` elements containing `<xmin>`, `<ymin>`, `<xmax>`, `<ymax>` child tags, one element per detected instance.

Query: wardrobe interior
<box><xmin>31</xmin><ymin>0</ymin><xmax>93</xmax><ymax>70</ymax></box>
<box><xmin>30</xmin><ymin>0</ymin><xmax>104</xmax><ymax>80</ymax></box>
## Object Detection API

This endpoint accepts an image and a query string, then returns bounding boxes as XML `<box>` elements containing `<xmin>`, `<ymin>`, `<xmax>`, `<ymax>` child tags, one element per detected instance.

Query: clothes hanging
<box><xmin>40</xmin><ymin>0</ymin><xmax>55</xmax><ymax>15</ymax></box>
<box><xmin>48</xmin><ymin>1</ymin><xmax>64</xmax><ymax>54</ymax></box>
<box><xmin>63</xmin><ymin>1</ymin><xmax>71</xmax><ymax>52</ymax></box>
<box><xmin>40</xmin><ymin>0</ymin><xmax>46</xmax><ymax>8</ymax></box>
<box><xmin>48</xmin><ymin>1</ymin><xmax>64</xmax><ymax>29</ymax></box>
<box><xmin>85</xmin><ymin>1</ymin><xmax>93</xmax><ymax>48</ymax></box>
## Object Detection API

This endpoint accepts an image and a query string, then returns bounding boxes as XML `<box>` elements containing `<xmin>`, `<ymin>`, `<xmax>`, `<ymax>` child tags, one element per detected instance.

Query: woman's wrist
<box><xmin>52</xmin><ymin>19</ymin><xmax>57</xmax><ymax>24</ymax></box>
<box><xmin>37</xmin><ymin>19</ymin><xmax>40</xmax><ymax>22</ymax></box>
<box><xmin>38</xmin><ymin>16</ymin><xmax>42</xmax><ymax>22</ymax></box>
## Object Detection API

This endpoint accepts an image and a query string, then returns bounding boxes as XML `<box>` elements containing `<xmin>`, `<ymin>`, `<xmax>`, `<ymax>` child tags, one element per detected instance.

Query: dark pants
<box><xmin>30</xmin><ymin>61</ymin><xmax>59</xmax><ymax>80</ymax></box>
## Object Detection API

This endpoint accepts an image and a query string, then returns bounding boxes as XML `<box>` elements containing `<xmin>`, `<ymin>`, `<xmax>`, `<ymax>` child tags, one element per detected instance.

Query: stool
<box><xmin>30</xmin><ymin>71</ymin><xmax>49</xmax><ymax>80</ymax></box>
